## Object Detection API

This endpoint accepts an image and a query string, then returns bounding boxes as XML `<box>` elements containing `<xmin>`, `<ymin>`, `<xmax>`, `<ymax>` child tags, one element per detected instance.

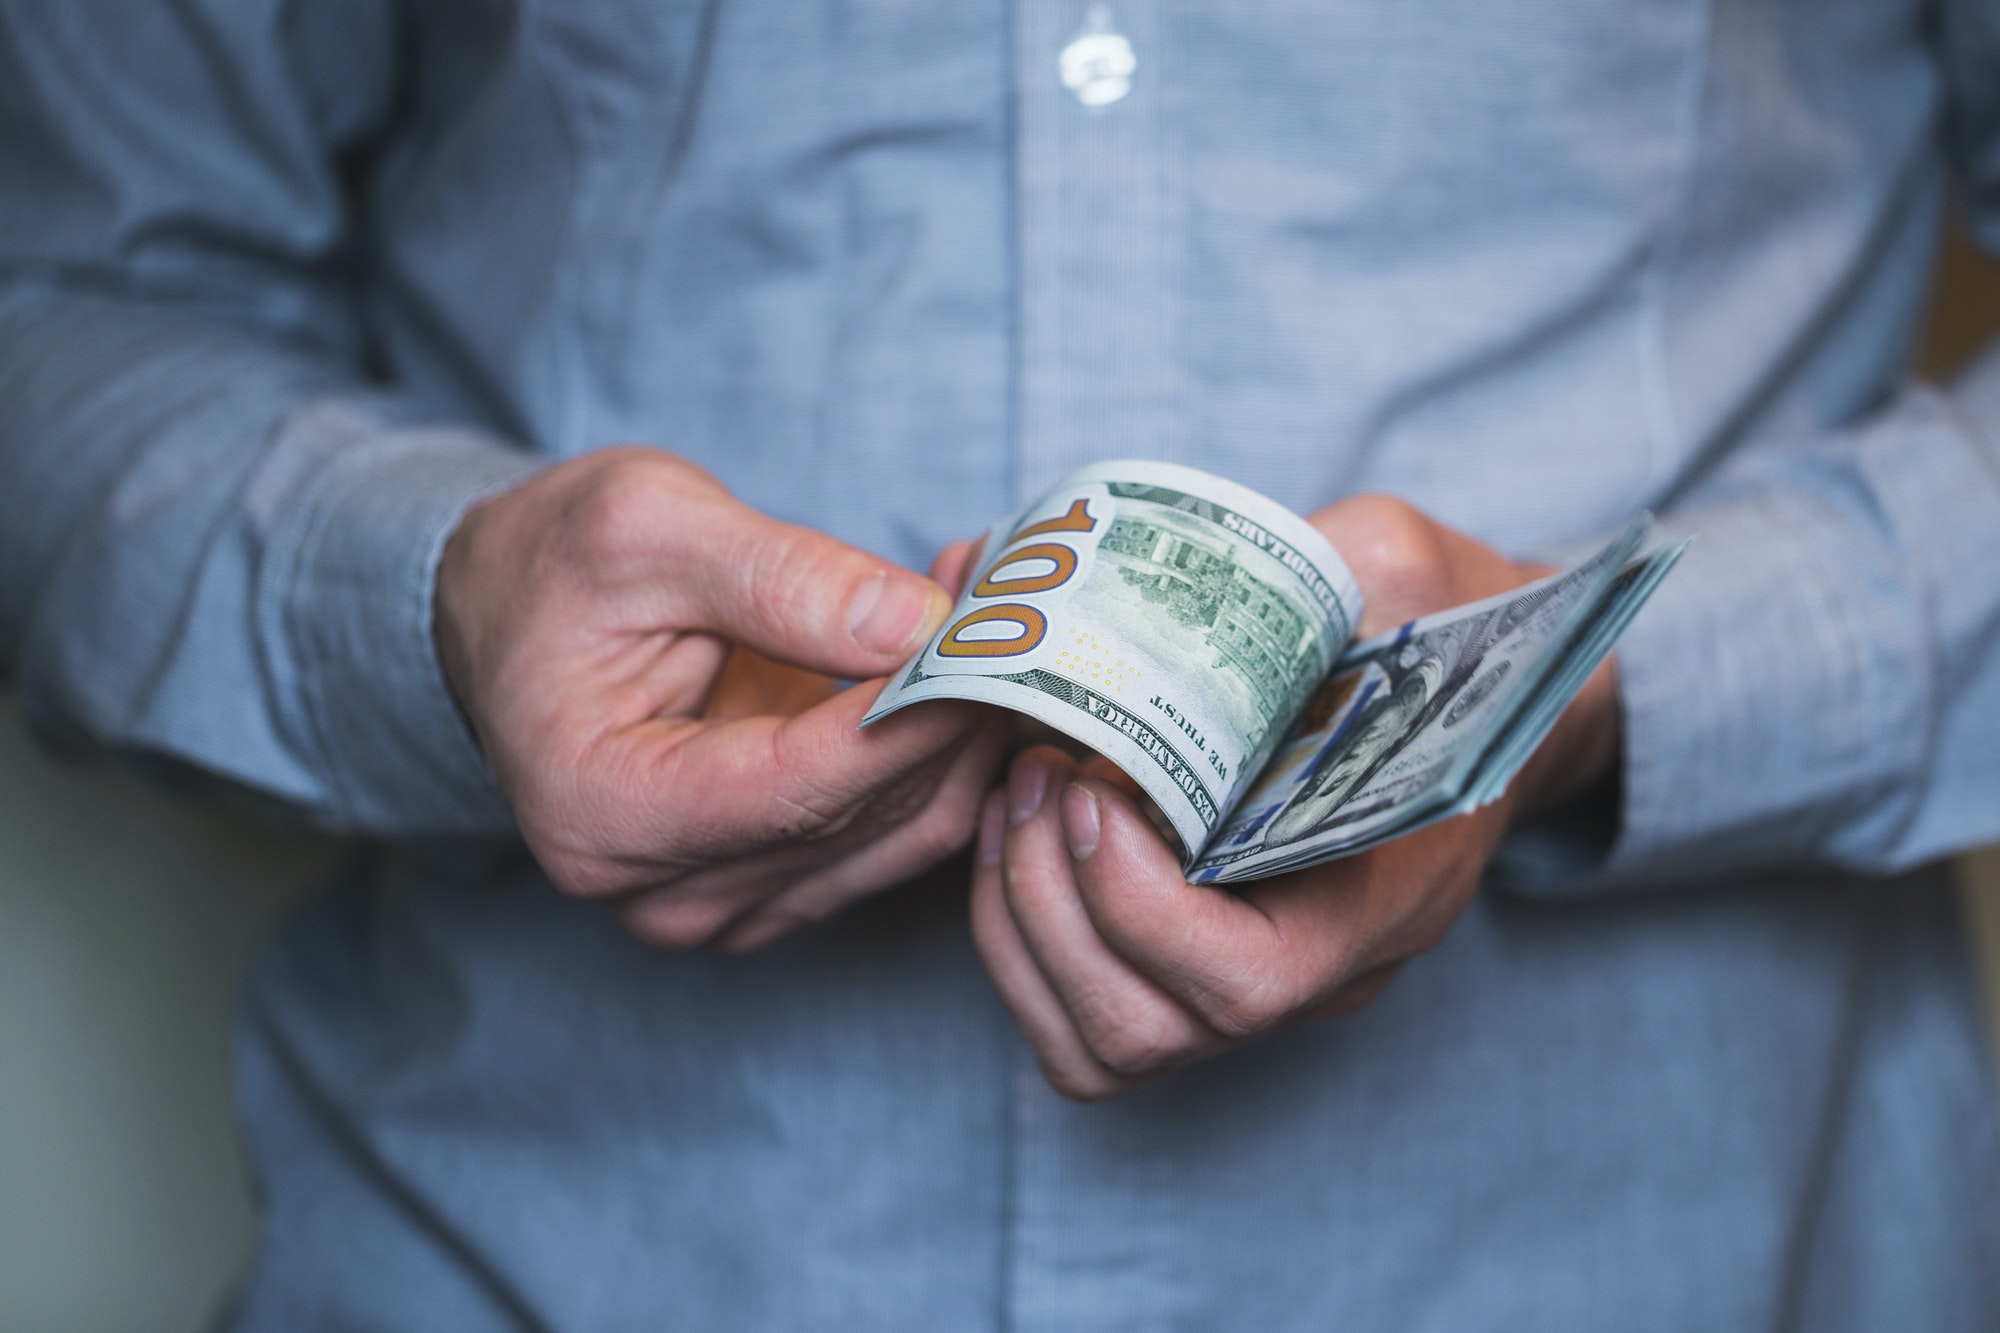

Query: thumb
<box><xmin>929</xmin><ymin>536</ymin><xmax>985</xmax><ymax>600</ymax></box>
<box><xmin>677</xmin><ymin>500</ymin><xmax>954</xmax><ymax>679</ymax></box>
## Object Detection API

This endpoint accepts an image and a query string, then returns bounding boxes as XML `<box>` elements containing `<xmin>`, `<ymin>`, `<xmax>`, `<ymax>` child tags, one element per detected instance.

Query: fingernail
<box><xmin>977</xmin><ymin>792</ymin><xmax>1006</xmax><ymax>866</ymax></box>
<box><xmin>846</xmin><ymin>572</ymin><xmax>947</xmax><ymax>657</ymax></box>
<box><xmin>1008</xmin><ymin>758</ymin><xmax>1049</xmax><ymax>826</ymax></box>
<box><xmin>1061</xmin><ymin>784</ymin><xmax>1101</xmax><ymax>861</ymax></box>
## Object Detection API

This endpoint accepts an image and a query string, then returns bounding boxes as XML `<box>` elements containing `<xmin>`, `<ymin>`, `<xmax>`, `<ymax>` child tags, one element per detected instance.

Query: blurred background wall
<box><xmin>1</xmin><ymin>228</ymin><xmax>1998</xmax><ymax>1333</ymax></box>
<box><xmin>0</xmin><ymin>710</ymin><xmax>340</xmax><ymax>1332</ymax></box>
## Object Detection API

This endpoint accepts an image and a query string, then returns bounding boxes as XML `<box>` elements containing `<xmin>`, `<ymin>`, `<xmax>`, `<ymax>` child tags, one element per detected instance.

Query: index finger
<box><xmin>619</xmin><ymin>676</ymin><xmax>990</xmax><ymax>864</ymax></box>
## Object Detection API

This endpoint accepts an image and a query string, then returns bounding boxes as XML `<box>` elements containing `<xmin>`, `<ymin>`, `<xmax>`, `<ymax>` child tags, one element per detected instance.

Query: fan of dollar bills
<box><xmin>862</xmin><ymin>461</ymin><xmax>1685</xmax><ymax>884</ymax></box>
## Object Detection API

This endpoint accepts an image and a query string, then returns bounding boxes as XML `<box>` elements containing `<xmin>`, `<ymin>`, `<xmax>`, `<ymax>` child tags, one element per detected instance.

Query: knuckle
<box><xmin>563</xmin><ymin>450</ymin><xmax>728</xmax><ymax>575</ymax></box>
<box><xmin>568</xmin><ymin>463</ymin><xmax>670</xmax><ymax>568</ymax></box>
<box><xmin>766</xmin><ymin>737</ymin><xmax>882</xmax><ymax>843</ymax></box>
<box><xmin>1340</xmin><ymin>492</ymin><xmax>1427</xmax><ymax>542</ymax></box>
<box><xmin>766</xmin><ymin>762</ymin><xmax>880</xmax><ymax>845</ymax></box>
<box><xmin>1089</xmin><ymin>1017</ymin><xmax>1185</xmax><ymax>1077</ymax></box>
<box><xmin>769</xmin><ymin>785</ymin><xmax>846</xmax><ymax>841</ymax></box>
<box><xmin>739</xmin><ymin>524</ymin><xmax>807</xmax><ymax>600</ymax></box>
<box><xmin>594</xmin><ymin>445</ymin><xmax>717</xmax><ymax>497</ymax></box>
<box><xmin>631</xmin><ymin>919</ymin><xmax>704</xmax><ymax>951</ymax></box>
<box><xmin>1329</xmin><ymin>493</ymin><xmax>1449</xmax><ymax>584</ymax></box>
<box><xmin>764</xmin><ymin>746</ymin><xmax>944</xmax><ymax>851</ymax></box>
<box><xmin>1080</xmin><ymin>996</ymin><xmax>1191</xmax><ymax>1076</ymax></box>
<box><xmin>738</xmin><ymin>526</ymin><xmax>863</xmax><ymax>633</ymax></box>
<box><xmin>1204</xmin><ymin>979</ymin><xmax>1293</xmax><ymax>1040</ymax></box>
<box><xmin>528</xmin><ymin>842</ymin><xmax>625</xmax><ymax>902</ymax></box>
<box><xmin>625</xmin><ymin>897</ymin><xmax>734</xmax><ymax>951</ymax></box>
<box><xmin>1045</xmin><ymin>1060</ymin><xmax>1124</xmax><ymax>1103</ymax></box>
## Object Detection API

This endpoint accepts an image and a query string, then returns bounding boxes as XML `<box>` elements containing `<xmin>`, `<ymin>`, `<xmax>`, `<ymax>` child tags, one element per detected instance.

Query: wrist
<box><xmin>432</xmin><ymin>494</ymin><xmax>495</xmax><ymax>721</ymax></box>
<box><xmin>269</xmin><ymin>405</ymin><xmax>538</xmax><ymax>830</ymax></box>
<box><xmin>1510</xmin><ymin>655</ymin><xmax>1623</xmax><ymax>820</ymax></box>
<box><xmin>430</xmin><ymin>472</ymin><xmax>541</xmax><ymax>729</ymax></box>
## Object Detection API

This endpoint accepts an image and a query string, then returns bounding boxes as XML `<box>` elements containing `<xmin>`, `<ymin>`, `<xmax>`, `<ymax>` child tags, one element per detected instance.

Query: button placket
<box><xmin>1004</xmin><ymin>7</ymin><xmax>1188</xmax><ymax>1317</ymax></box>
<box><xmin>1012</xmin><ymin>0</ymin><xmax>1185</xmax><ymax>510</ymax></box>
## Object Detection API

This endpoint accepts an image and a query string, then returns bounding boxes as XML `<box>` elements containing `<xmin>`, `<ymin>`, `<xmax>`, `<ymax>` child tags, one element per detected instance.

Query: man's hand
<box><xmin>435</xmin><ymin>446</ymin><xmax>1008</xmax><ymax>951</ymax></box>
<box><xmin>970</xmin><ymin>494</ymin><xmax>1621</xmax><ymax>1098</ymax></box>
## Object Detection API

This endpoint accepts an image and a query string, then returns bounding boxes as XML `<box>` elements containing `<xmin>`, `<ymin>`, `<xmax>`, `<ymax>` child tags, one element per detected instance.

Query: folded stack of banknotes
<box><xmin>864</xmin><ymin>461</ymin><xmax>1685</xmax><ymax>884</ymax></box>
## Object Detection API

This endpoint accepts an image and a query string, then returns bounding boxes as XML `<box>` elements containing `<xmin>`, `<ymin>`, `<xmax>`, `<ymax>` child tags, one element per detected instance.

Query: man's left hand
<box><xmin>970</xmin><ymin>495</ymin><xmax>1622</xmax><ymax>1099</ymax></box>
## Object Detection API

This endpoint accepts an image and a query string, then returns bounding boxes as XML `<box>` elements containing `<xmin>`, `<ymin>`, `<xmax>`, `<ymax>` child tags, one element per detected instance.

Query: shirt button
<box><xmin>1059</xmin><ymin>5</ymin><xmax>1135</xmax><ymax>108</ymax></box>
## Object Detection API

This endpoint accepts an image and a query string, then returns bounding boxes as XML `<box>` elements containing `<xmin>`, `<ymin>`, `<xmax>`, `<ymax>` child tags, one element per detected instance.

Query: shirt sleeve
<box><xmin>0</xmin><ymin>3</ymin><xmax>543</xmax><ymax>835</ymax></box>
<box><xmin>1511</xmin><ymin>0</ymin><xmax>2000</xmax><ymax>891</ymax></box>
<box><xmin>1599</xmin><ymin>365</ymin><xmax>2000</xmax><ymax>884</ymax></box>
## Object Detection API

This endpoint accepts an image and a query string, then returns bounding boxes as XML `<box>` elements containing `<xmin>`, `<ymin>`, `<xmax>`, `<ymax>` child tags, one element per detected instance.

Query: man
<box><xmin>2</xmin><ymin>1</ymin><xmax>1997</xmax><ymax>1326</ymax></box>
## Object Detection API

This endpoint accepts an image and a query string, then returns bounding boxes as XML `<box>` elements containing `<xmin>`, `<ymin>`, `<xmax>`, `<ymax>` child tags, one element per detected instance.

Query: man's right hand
<box><xmin>434</xmin><ymin>446</ymin><xmax>1008</xmax><ymax>952</ymax></box>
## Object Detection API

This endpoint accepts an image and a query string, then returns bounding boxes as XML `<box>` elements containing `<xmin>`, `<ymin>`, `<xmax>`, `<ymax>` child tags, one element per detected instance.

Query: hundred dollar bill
<box><xmin>861</xmin><ymin>460</ymin><xmax>1365</xmax><ymax>855</ymax></box>
<box><xmin>1187</xmin><ymin>517</ymin><xmax>1685</xmax><ymax>883</ymax></box>
<box><xmin>863</xmin><ymin>461</ymin><xmax>1685</xmax><ymax>880</ymax></box>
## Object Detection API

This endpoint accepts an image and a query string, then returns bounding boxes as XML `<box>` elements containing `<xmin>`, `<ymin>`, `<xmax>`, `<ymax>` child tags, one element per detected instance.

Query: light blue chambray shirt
<box><xmin>4</xmin><ymin>1</ymin><xmax>2000</xmax><ymax>1327</ymax></box>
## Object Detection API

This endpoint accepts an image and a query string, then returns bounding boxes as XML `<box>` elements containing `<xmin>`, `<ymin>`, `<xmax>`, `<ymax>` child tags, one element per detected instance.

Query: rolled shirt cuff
<box><xmin>264</xmin><ymin>399</ymin><xmax>544</xmax><ymax>834</ymax></box>
<box><xmin>1600</xmin><ymin>433</ymin><xmax>1936</xmax><ymax>885</ymax></box>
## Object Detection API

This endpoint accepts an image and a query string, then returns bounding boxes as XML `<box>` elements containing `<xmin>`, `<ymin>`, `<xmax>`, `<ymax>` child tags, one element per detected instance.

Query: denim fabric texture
<box><xmin>2</xmin><ymin>1</ymin><xmax>1999</xmax><ymax>1327</ymax></box>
